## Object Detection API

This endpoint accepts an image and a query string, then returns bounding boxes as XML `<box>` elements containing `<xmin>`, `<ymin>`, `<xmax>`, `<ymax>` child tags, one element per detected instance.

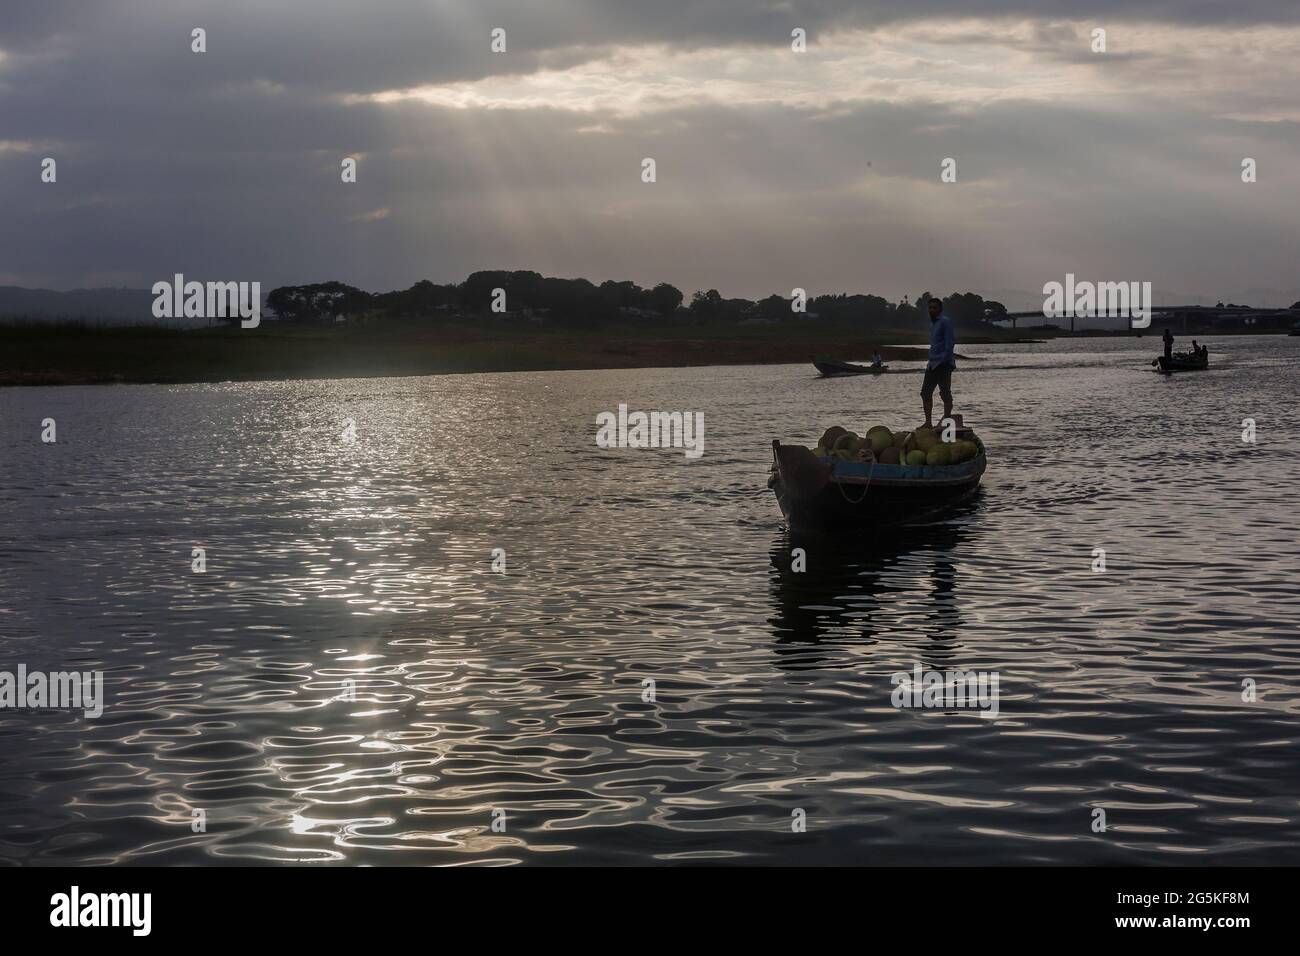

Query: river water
<box><xmin>1</xmin><ymin>333</ymin><xmax>1298</xmax><ymax>865</ymax></box>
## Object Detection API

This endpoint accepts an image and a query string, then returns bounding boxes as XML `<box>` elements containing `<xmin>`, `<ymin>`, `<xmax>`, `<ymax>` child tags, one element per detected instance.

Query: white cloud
<box><xmin>347</xmin><ymin>20</ymin><xmax>1300</xmax><ymax>123</ymax></box>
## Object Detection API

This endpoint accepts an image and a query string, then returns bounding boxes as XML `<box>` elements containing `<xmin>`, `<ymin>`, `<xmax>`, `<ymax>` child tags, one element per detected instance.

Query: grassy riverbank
<box><xmin>0</xmin><ymin>318</ymin><xmax>1037</xmax><ymax>386</ymax></box>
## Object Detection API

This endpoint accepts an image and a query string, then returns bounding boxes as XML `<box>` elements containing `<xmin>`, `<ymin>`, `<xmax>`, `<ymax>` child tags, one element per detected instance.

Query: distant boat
<box><xmin>1154</xmin><ymin>351</ymin><xmax>1208</xmax><ymax>374</ymax></box>
<box><xmin>768</xmin><ymin>435</ymin><xmax>986</xmax><ymax>532</ymax></box>
<box><xmin>813</xmin><ymin>357</ymin><xmax>889</xmax><ymax>376</ymax></box>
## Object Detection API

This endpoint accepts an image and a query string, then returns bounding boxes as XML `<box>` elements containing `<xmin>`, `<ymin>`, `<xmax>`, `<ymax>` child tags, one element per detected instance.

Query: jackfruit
<box><xmin>820</xmin><ymin>426</ymin><xmax>847</xmax><ymax>450</ymax></box>
<box><xmin>926</xmin><ymin>445</ymin><xmax>953</xmax><ymax>466</ymax></box>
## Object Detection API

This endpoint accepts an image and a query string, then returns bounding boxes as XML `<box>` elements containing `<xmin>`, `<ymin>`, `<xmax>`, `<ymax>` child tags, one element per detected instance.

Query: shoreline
<box><xmin>0</xmin><ymin>323</ymin><xmax>937</xmax><ymax>387</ymax></box>
<box><xmin>0</xmin><ymin>323</ymin><xmax>1286</xmax><ymax>387</ymax></box>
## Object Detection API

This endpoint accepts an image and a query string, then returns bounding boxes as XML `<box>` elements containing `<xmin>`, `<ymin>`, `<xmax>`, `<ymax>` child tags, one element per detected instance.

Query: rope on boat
<box><xmin>833</xmin><ymin>455</ymin><xmax>875</xmax><ymax>504</ymax></box>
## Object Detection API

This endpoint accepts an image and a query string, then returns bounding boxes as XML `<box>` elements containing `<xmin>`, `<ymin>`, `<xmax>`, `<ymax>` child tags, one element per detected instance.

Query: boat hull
<box><xmin>768</xmin><ymin>439</ymin><xmax>985</xmax><ymax>533</ymax></box>
<box><xmin>813</xmin><ymin>358</ymin><xmax>888</xmax><ymax>376</ymax></box>
<box><xmin>1156</xmin><ymin>354</ymin><xmax>1208</xmax><ymax>373</ymax></box>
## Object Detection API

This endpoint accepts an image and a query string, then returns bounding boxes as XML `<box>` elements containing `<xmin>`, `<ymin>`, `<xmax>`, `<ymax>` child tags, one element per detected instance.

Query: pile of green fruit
<box><xmin>813</xmin><ymin>424</ymin><xmax>980</xmax><ymax>467</ymax></box>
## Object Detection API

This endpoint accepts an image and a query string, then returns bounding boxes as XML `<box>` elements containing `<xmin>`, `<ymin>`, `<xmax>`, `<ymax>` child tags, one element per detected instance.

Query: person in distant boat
<box><xmin>1192</xmin><ymin>339</ymin><xmax>1199</xmax><ymax>356</ymax></box>
<box><xmin>871</xmin><ymin>347</ymin><xmax>884</xmax><ymax>368</ymax></box>
<box><xmin>1163</xmin><ymin>328</ymin><xmax>1174</xmax><ymax>359</ymax></box>
<box><xmin>922</xmin><ymin>297</ymin><xmax>955</xmax><ymax>428</ymax></box>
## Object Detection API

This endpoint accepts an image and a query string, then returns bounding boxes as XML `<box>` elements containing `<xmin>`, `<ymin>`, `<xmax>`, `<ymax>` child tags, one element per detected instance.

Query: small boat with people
<box><xmin>769</xmin><ymin>421</ymin><xmax>986</xmax><ymax>532</ymax></box>
<box><xmin>778</xmin><ymin>299</ymin><xmax>983</xmax><ymax>531</ymax></box>
<box><xmin>812</xmin><ymin>356</ymin><xmax>888</xmax><ymax>377</ymax></box>
<box><xmin>1153</xmin><ymin>349</ymin><xmax>1208</xmax><ymax>374</ymax></box>
<box><xmin>1154</xmin><ymin>331</ymin><xmax>1209</xmax><ymax>373</ymax></box>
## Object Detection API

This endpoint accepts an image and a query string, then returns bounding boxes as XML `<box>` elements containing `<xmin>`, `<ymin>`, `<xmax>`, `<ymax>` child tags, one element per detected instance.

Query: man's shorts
<box><xmin>921</xmin><ymin>363</ymin><xmax>954</xmax><ymax>399</ymax></box>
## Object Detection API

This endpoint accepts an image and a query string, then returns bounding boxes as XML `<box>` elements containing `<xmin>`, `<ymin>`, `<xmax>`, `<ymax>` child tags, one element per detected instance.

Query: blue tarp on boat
<box><xmin>816</xmin><ymin>454</ymin><xmax>984</xmax><ymax>482</ymax></box>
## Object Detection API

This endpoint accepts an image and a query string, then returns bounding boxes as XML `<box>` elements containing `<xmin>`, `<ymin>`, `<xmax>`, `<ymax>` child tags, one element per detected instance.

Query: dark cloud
<box><xmin>1</xmin><ymin>1</ymin><xmax>1298</xmax><ymax>304</ymax></box>
<box><xmin>5</xmin><ymin>2</ymin><xmax>1300</xmax><ymax>96</ymax></box>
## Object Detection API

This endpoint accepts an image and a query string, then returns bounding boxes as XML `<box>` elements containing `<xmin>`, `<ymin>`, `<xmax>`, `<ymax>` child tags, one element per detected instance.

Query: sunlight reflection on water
<box><xmin>1</xmin><ymin>335</ymin><xmax>1298</xmax><ymax>864</ymax></box>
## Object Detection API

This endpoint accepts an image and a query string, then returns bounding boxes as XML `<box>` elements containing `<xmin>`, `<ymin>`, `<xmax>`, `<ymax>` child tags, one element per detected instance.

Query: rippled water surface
<box><xmin>2</xmin><ymin>334</ymin><xmax>1298</xmax><ymax>865</ymax></box>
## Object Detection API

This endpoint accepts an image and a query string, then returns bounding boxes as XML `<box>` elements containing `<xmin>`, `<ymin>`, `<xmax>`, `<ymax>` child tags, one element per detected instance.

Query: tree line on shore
<box><xmin>264</xmin><ymin>271</ymin><xmax>1011</xmax><ymax>331</ymax></box>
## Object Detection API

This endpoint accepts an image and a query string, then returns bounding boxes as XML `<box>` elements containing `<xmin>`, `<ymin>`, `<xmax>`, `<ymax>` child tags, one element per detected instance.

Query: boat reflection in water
<box><xmin>766</xmin><ymin>497</ymin><xmax>981</xmax><ymax>673</ymax></box>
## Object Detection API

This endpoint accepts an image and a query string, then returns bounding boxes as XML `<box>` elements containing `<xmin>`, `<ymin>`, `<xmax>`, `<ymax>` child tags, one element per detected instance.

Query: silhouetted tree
<box><xmin>689</xmin><ymin>289</ymin><xmax>724</xmax><ymax>317</ymax></box>
<box><xmin>757</xmin><ymin>293</ymin><xmax>789</xmax><ymax>317</ymax></box>
<box><xmin>648</xmin><ymin>283</ymin><xmax>683</xmax><ymax>315</ymax></box>
<box><xmin>266</xmin><ymin>282</ymin><xmax>370</xmax><ymax>323</ymax></box>
<box><xmin>943</xmin><ymin>292</ymin><xmax>989</xmax><ymax>327</ymax></box>
<box><xmin>265</xmin><ymin>272</ymin><xmax>1039</xmax><ymax>331</ymax></box>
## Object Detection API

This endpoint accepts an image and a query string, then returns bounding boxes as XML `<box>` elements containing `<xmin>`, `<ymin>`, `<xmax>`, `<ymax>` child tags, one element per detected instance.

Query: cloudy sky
<box><xmin>2</xmin><ymin>0</ymin><xmax>1299</xmax><ymax>307</ymax></box>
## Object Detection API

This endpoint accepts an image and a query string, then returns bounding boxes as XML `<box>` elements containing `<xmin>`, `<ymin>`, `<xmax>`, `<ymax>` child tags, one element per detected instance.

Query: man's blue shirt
<box><xmin>928</xmin><ymin>313</ymin><xmax>955</xmax><ymax>369</ymax></box>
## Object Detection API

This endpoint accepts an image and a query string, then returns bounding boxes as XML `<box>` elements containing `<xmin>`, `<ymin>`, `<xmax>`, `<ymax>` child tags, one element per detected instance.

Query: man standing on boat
<box><xmin>1163</xmin><ymin>327</ymin><xmax>1174</xmax><ymax>359</ymax></box>
<box><xmin>922</xmin><ymin>297</ymin><xmax>955</xmax><ymax>428</ymax></box>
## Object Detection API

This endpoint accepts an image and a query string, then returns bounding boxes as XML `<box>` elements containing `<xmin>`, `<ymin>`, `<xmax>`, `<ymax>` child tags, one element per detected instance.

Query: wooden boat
<box><xmin>768</xmin><ymin>433</ymin><xmax>986</xmax><ymax>532</ymax></box>
<box><xmin>813</xmin><ymin>357</ymin><xmax>889</xmax><ymax>377</ymax></box>
<box><xmin>1154</xmin><ymin>351</ymin><xmax>1208</xmax><ymax>374</ymax></box>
